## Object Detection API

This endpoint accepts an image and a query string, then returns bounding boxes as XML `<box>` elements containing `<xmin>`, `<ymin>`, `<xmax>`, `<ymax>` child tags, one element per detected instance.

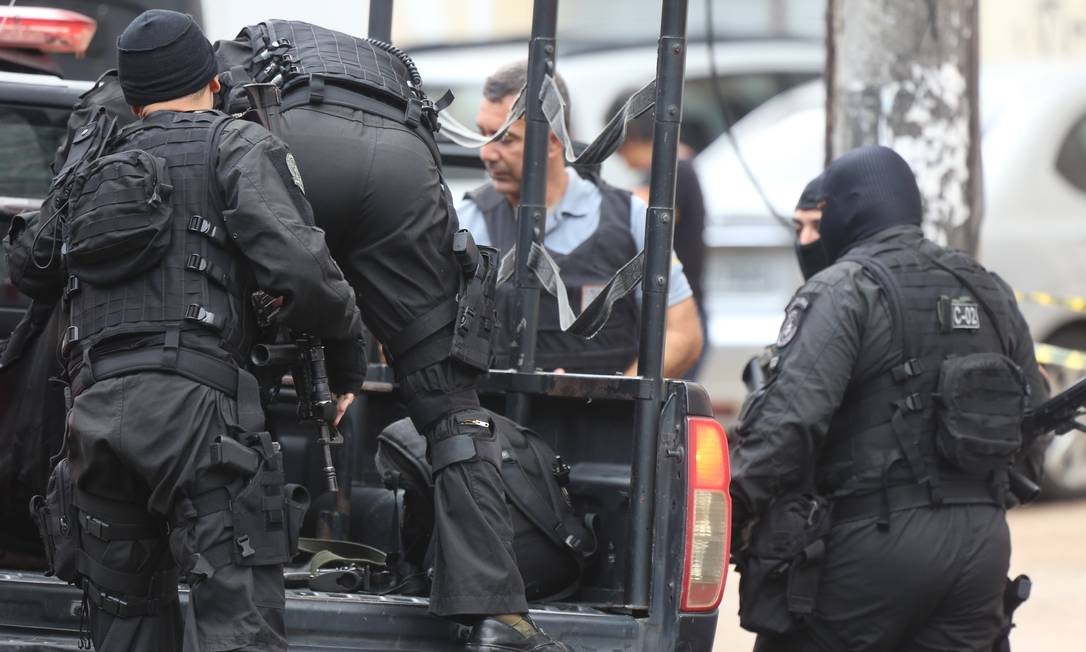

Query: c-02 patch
<box><xmin>776</xmin><ymin>295</ymin><xmax>810</xmax><ymax>348</ymax></box>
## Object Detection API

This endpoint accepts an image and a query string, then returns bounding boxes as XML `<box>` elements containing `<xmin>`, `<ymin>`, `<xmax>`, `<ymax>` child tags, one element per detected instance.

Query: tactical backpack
<box><xmin>375</xmin><ymin>411</ymin><xmax>597</xmax><ymax>601</ymax></box>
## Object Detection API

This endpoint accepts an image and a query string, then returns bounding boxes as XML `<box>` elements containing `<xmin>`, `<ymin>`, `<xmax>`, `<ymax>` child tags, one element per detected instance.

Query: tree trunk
<box><xmin>826</xmin><ymin>0</ymin><xmax>982</xmax><ymax>253</ymax></box>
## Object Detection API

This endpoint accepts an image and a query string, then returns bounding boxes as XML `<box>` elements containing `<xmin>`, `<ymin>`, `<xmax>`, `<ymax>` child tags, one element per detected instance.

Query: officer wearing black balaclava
<box><xmin>13</xmin><ymin>9</ymin><xmax>364</xmax><ymax>651</ymax></box>
<box><xmin>793</xmin><ymin>173</ymin><xmax>828</xmax><ymax>280</ymax></box>
<box><xmin>730</xmin><ymin>146</ymin><xmax>1051</xmax><ymax>651</ymax></box>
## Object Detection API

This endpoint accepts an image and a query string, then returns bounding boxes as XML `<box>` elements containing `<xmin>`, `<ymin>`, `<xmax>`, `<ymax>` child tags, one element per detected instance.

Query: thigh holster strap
<box><xmin>431</xmin><ymin>434</ymin><xmax>501</xmax><ymax>474</ymax></box>
<box><xmin>85</xmin><ymin>580</ymin><xmax>177</xmax><ymax>619</ymax></box>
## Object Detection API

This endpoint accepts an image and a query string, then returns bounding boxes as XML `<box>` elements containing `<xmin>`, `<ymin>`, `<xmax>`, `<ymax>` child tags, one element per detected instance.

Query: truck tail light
<box><xmin>0</xmin><ymin>7</ymin><xmax>97</xmax><ymax>55</ymax></box>
<box><xmin>681</xmin><ymin>416</ymin><xmax>731</xmax><ymax>612</ymax></box>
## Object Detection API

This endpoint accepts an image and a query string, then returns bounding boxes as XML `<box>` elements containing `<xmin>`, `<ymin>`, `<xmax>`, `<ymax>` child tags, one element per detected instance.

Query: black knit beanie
<box><xmin>117</xmin><ymin>10</ymin><xmax>217</xmax><ymax>106</ymax></box>
<box><xmin>818</xmin><ymin>145</ymin><xmax>922</xmax><ymax>264</ymax></box>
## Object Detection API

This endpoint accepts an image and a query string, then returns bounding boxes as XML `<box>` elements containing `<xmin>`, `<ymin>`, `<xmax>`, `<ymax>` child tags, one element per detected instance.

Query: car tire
<box><xmin>1038</xmin><ymin>323</ymin><xmax>1086</xmax><ymax>500</ymax></box>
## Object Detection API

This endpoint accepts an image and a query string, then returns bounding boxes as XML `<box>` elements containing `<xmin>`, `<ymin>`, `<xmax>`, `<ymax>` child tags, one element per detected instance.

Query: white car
<box><xmin>695</xmin><ymin>63</ymin><xmax>1086</xmax><ymax>496</ymax></box>
<box><xmin>411</xmin><ymin>37</ymin><xmax>821</xmax><ymax>189</ymax></box>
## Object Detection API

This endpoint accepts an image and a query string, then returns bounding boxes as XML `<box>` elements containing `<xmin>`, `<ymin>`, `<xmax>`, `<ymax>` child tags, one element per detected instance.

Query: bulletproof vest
<box><xmin>468</xmin><ymin>174</ymin><xmax>641</xmax><ymax>374</ymax></box>
<box><xmin>817</xmin><ymin>237</ymin><xmax>1019</xmax><ymax>497</ymax></box>
<box><xmin>63</xmin><ymin>111</ymin><xmax>254</xmax><ymax>379</ymax></box>
<box><xmin>222</xmin><ymin>21</ymin><xmax>416</xmax><ymax>117</ymax></box>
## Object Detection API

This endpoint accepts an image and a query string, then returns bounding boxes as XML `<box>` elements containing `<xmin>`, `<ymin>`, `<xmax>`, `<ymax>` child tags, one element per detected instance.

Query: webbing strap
<box><xmin>72</xmin><ymin>346</ymin><xmax>239</xmax><ymax>398</ymax></box>
<box><xmin>430</xmin><ymin>434</ymin><xmax>501</xmax><ymax>473</ymax></box>
<box><xmin>77</xmin><ymin>551</ymin><xmax>153</xmax><ymax>595</ymax></box>
<box><xmin>297</xmin><ymin>537</ymin><xmax>387</xmax><ymax>566</ymax></box>
<box><xmin>387</xmin><ymin>296</ymin><xmax>457</xmax><ymax>358</ymax></box>
<box><xmin>78</xmin><ymin>511</ymin><xmax>160</xmax><ymax>542</ymax></box>
<box><xmin>497</xmin><ymin>243</ymin><xmax>645</xmax><ymax>339</ymax></box>
<box><xmin>502</xmin><ymin>454</ymin><xmax>591</xmax><ymax>560</ymax></box>
<box><xmin>85</xmin><ymin>577</ymin><xmax>177</xmax><ymax>619</ymax></box>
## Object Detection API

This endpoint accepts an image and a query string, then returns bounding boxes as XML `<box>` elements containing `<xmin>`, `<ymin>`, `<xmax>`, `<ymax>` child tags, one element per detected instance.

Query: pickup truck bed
<box><xmin>0</xmin><ymin>570</ymin><xmax>717</xmax><ymax>651</ymax></box>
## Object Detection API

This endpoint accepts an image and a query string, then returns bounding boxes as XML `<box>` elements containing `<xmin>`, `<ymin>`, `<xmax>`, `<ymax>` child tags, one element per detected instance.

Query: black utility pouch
<box><xmin>450</xmin><ymin>229</ymin><xmax>499</xmax><ymax>373</ymax></box>
<box><xmin>935</xmin><ymin>353</ymin><xmax>1027</xmax><ymax>475</ymax></box>
<box><xmin>64</xmin><ymin>149</ymin><xmax>173</xmax><ymax>286</ymax></box>
<box><xmin>737</xmin><ymin>493</ymin><xmax>832</xmax><ymax>635</ymax></box>
<box><xmin>228</xmin><ymin>432</ymin><xmax>310</xmax><ymax>566</ymax></box>
<box><xmin>28</xmin><ymin>458</ymin><xmax>81</xmax><ymax>583</ymax></box>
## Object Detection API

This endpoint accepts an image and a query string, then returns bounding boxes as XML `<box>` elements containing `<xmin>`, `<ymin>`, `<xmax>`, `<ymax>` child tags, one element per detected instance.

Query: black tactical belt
<box><xmin>833</xmin><ymin>481</ymin><xmax>1001</xmax><ymax>523</ymax></box>
<box><xmin>279</xmin><ymin>82</ymin><xmax>441</xmax><ymax>165</ymax></box>
<box><xmin>71</xmin><ymin>346</ymin><xmax>240</xmax><ymax>398</ymax></box>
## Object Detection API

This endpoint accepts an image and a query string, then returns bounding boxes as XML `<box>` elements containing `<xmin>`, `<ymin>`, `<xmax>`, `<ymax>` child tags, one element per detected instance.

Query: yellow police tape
<box><xmin>1034</xmin><ymin>343</ymin><xmax>1086</xmax><ymax>371</ymax></box>
<box><xmin>1015</xmin><ymin>291</ymin><xmax>1086</xmax><ymax>314</ymax></box>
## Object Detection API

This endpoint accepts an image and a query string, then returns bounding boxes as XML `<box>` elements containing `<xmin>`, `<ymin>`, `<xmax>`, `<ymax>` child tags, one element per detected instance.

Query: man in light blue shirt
<box><xmin>456</xmin><ymin>61</ymin><xmax>703</xmax><ymax>377</ymax></box>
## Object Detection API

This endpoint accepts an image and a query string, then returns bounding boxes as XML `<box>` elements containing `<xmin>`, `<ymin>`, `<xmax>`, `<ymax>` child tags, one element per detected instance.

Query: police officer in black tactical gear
<box><xmin>214</xmin><ymin>21</ymin><xmax>570</xmax><ymax>651</ymax></box>
<box><xmin>730</xmin><ymin>145</ymin><xmax>1051</xmax><ymax>651</ymax></box>
<box><xmin>16</xmin><ymin>10</ymin><xmax>365</xmax><ymax>651</ymax></box>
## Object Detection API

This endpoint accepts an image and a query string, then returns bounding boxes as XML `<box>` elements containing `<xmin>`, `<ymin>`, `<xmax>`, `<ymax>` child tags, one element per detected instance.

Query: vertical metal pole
<box><xmin>506</xmin><ymin>0</ymin><xmax>558</xmax><ymax>423</ymax></box>
<box><xmin>368</xmin><ymin>0</ymin><xmax>394</xmax><ymax>41</ymax></box>
<box><xmin>625</xmin><ymin>0</ymin><xmax>688</xmax><ymax>611</ymax></box>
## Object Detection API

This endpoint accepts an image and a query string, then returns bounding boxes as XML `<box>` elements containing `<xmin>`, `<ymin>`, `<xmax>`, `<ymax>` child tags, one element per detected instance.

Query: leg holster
<box><xmin>207</xmin><ymin>431</ymin><xmax>310</xmax><ymax>567</ymax></box>
<box><xmin>428</xmin><ymin>409</ymin><xmax>502</xmax><ymax>475</ymax></box>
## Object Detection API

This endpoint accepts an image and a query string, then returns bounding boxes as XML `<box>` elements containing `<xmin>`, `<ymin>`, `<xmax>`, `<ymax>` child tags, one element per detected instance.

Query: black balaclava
<box><xmin>117</xmin><ymin>10</ymin><xmax>217</xmax><ymax>106</ymax></box>
<box><xmin>794</xmin><ymin>173</ymin><xmax>828</xmax><ymax>280</ymax></box>
<box><xmin>818</xmin><ymin>145</ymin><xmax>922</xmax><ymax>264</ymax></box>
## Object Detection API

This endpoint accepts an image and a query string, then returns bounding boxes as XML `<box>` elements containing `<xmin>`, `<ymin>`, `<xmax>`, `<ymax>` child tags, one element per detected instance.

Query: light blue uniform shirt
<box><xmin>456</xmin><ymin>167</ymin><xmax>693</xmax><ymax>307</ymax></box>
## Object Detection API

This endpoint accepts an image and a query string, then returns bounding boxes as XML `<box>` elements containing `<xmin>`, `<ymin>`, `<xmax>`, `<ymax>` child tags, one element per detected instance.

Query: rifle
<box><xmin>1022</xmin><ymin>374</ymin><xmax>1086</xmax><ymax>437</ymax></box>
<box><xmin>250</xmin><ymin>331</ymin><xmax>343</xmax><ymax>494</ymax></box>
<box><xmin>1007</xmin><ymin>374</ymin><xmax>1086</xmax><ymax>503</ymax></box>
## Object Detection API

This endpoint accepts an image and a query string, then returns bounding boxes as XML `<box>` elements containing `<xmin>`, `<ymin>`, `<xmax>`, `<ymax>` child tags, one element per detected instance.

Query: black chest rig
<box><xmin>468</xmin><ymin>174</ymin><xmax>641</xmax><ymax>374</ymax></box>
<box><xmin>819</xmin><ymin>239</ymin><xmax>1028</xmax><ymax>521</ymax></box>
<box><xmin>59</xmin><ymin>111</ymin><xmax>255</xmax><ymax>396</ymax></box>
<box><xmin>218</xmin><ymin>20</ymin><xmax>442</xmax><ymax>151</ymax></box>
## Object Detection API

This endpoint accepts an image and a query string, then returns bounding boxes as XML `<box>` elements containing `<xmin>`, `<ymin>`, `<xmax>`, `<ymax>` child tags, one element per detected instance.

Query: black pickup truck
<box><xmin>0</xmin><ymin>17</ymin><xmax>733</xmax><ymax>651</ymax></box>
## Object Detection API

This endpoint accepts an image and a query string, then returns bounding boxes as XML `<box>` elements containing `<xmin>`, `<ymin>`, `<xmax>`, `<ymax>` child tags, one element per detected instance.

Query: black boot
<box><xmin>465</xmin><ymin>615</ymin><xmax>572</xmax><ymax>651</ymax></box>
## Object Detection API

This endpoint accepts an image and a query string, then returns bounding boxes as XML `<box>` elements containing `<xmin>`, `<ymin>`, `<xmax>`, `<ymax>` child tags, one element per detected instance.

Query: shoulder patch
<box><xmin>285</xmin><ymin>152</ymin><xmax>305</xmax><ymax>193</ymax></box>
<box><xmin>776</xmin><ymin>295</ymin><xmax>810</xmax><ymax>348</ymax></box>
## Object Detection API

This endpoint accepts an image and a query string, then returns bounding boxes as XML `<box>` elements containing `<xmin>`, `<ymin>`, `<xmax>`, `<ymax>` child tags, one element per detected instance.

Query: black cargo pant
<box><xmin>281</xmin><ymin>101</ymin><xmax>527</xmax><ymax>619</ymax></box>
<box><xmin>754</xmin><ymin>505</ymin><xmax>1009</xmax><ymax>652</ymax></box>
<box><xmin>67</xmin><ymin>371</ymin><xmax>286</xmax><ymax>652</ymax></box>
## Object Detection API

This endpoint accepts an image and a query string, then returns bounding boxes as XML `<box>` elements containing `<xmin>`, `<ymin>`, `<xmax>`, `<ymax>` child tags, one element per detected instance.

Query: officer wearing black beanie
<box><xmin>21</xmin><ymin>8</ymin><xmax>366</xmax><ymax>652</ymax></box>
<box><xmin>117</xmin><ymin>9</ymin><xmax>218</xmax><ymax>107</ymax></box>
<box><xmin>731</xmin><ymin>145</ymin><xmax>1050</xmax><ymax>650</ymax></box>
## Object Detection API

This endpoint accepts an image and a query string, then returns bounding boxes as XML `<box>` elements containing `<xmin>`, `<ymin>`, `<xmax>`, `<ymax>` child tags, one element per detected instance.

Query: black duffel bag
<box><xmin>376</xmin><ymin>410</ymin><xmax>597</xmax><ymax>601</ymax></box>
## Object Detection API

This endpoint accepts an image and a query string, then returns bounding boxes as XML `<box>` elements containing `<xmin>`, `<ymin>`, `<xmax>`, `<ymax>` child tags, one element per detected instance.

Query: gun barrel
<box><xmin>251</xmin><ymin>343</ymin><xmax>300</xmax><ymax>367</ymax></box>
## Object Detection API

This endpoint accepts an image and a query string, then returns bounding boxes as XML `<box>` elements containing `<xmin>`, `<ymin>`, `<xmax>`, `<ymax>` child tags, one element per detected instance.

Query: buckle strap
<box><xmin>187</xmin><ymin>215</ymin><xmax>228</xmax><ymax>247</ymax></box>
<box><xmin>64</xmin><ymin>275</ymin><xmax>81</xmax><ymax>301</ymax></box>
<box><xmin>185</xmin><ymin>254</ymin><xmax>230</xmax><ymax>288</ymax></box>
<box><xmin>185</xmin><ymin>304</ymin><xmax>226</xmax><ymax>330</ymax></box>
<box><xmin>85</xmin><ymin>580</ymin><xmax>176</xmax><ymax>619</ymax></box>
<box><xmin>79</xmin><ymin>511</ymin><xmax>161</xmax><ymax>542</ymax></box>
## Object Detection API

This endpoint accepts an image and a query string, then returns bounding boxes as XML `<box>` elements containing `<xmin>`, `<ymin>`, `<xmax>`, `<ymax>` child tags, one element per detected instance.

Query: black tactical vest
<box><xmin>467</xmin><ymin>173</ymin><xmax>641</xmax><ymax>374</ymax></box>
<box><xmin>817</xmin><ymin>236</ymin><xmax>1021</xmax><ymax>499</ymax></box>
<box><xmin>220</xmin><ymin>21</ymin><xmax>422</xmax><ymax>122</ymax></box>
<box><xmin>63</xmin><ymin>111</ymin><xmax>253</xmax><ymax>389</ymax></box>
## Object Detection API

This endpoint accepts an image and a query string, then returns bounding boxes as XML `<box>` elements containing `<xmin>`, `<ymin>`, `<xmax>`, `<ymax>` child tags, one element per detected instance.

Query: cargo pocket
<box><xmin>935</xmin><ymin>353</ymin><xmax>1027</xmax><ymax>475</ymax></box>
<box><xmin>28</xmin><ymin>458</ymin><xmax>81</xmax><ymax>583</ymax></box>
